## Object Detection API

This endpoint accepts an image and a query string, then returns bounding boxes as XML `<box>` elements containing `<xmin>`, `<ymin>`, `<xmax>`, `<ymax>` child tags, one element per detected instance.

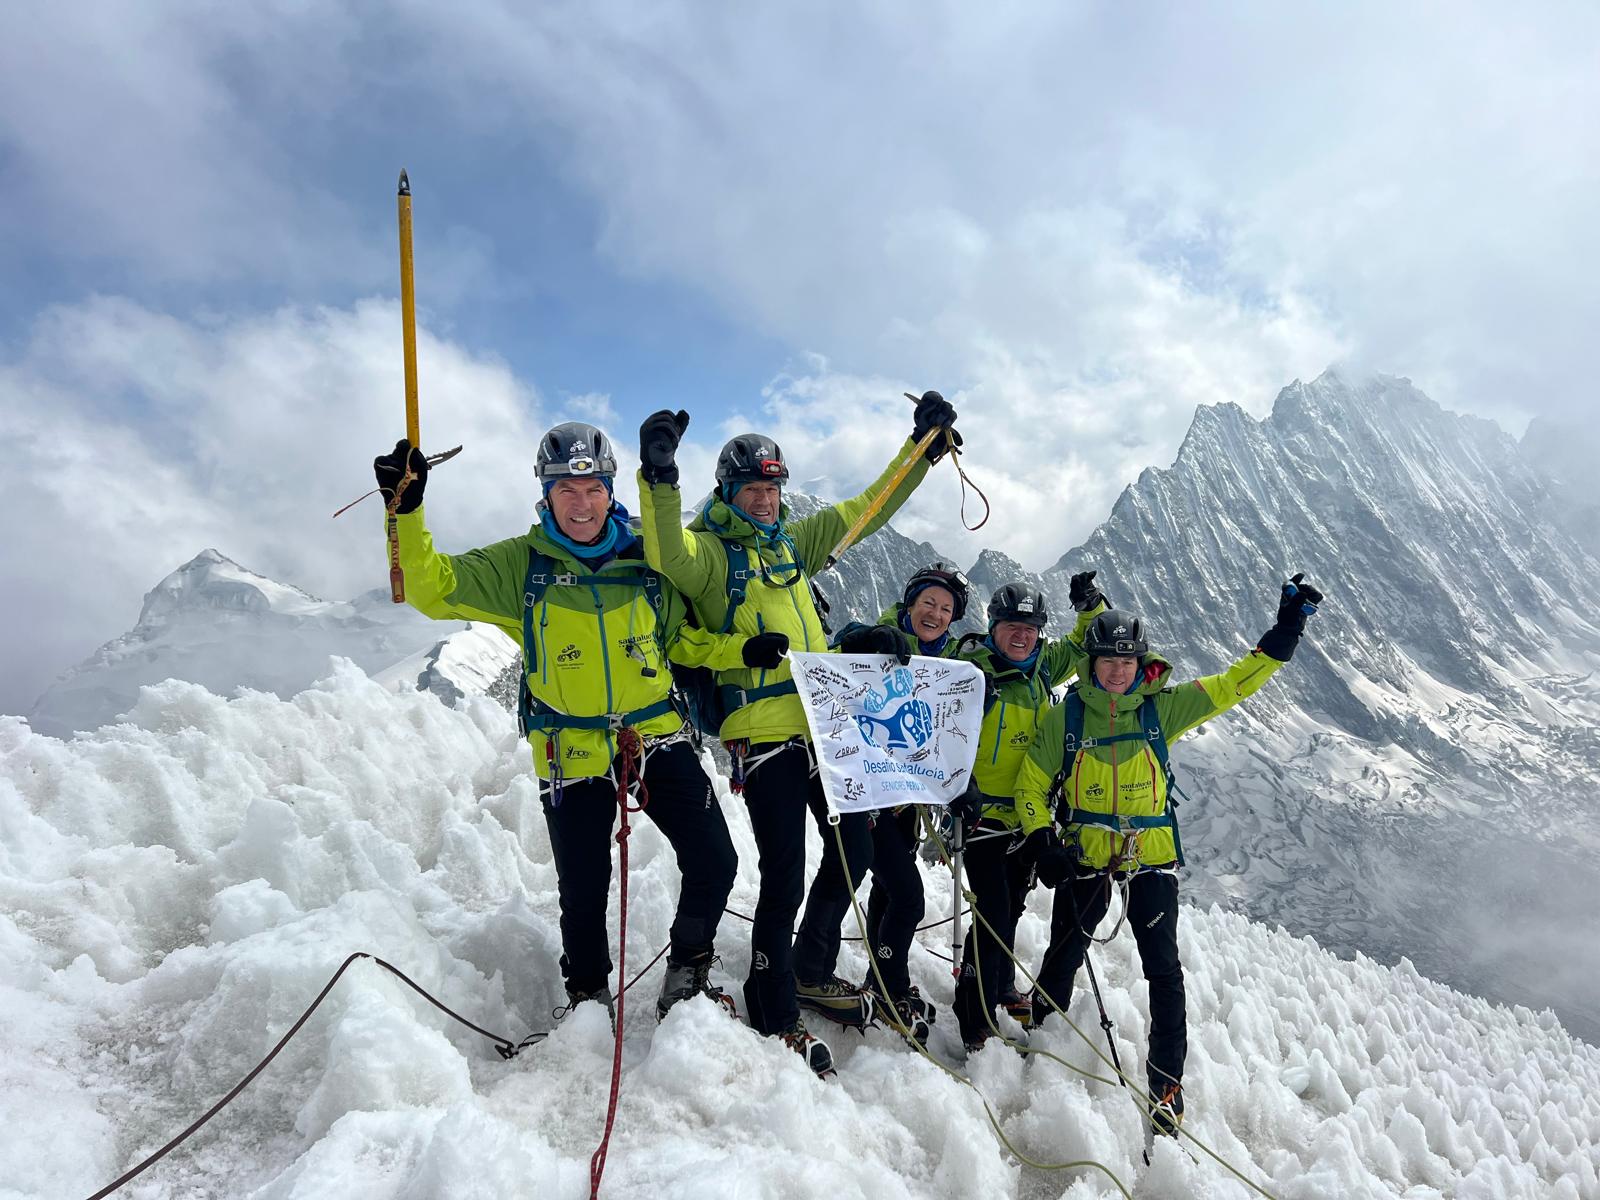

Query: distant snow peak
<box><xmin>137</xmin><ymin>548</ymin><xmax>323</xmax><ymax>625</ymax></box>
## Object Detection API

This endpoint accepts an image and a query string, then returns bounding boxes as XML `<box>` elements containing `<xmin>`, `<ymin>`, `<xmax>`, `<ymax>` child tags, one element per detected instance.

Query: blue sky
<box><xmin>3</xmin><ymin>2</ymin><xmax>1597</xmax><ymax>713</ymax></box>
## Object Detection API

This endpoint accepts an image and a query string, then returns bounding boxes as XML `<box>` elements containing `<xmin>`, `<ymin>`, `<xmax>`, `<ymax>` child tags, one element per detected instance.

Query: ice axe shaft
<box><xmin>823</xmin><ymin>408</ymin><xmax>944</xmax><ymax>570</ymax></box>
<box><xmin>398</xmin><ymin>170</ymin><xmax>420</xmax><ymax>449</ymax></box>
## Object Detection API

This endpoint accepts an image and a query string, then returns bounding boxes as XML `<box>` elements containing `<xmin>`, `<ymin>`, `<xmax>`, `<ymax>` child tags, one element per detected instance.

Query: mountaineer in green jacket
<box><xmin>950</xmin><ymin>573</ymin><xmax>1104</xmax><ymax>1050</ymax></box>
<box><xmin>636</xmin><ymin>393</ymin><xmax>959</xmax><ymax>1075</ymax></box>
<box><xmin>373</xmin><ymin>423</ymin><xmax>739</xmax><ymax>1030</ymax></box>
<box><xmin>1016</xmin><ymin>575</ymin><xmax>1325</xmax><ymax>1139</ymax></box>
<box><xmin>832</xmin><ymin>563</ymin><xmax>976</xmax><ymax>1042</ymax></box>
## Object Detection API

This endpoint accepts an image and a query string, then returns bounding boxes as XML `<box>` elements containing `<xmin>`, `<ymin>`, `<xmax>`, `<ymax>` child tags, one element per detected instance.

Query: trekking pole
<box><xmin>950</xmin><ymin>820</ymin><xmax>966</xmax><ymax>980</ymax></box>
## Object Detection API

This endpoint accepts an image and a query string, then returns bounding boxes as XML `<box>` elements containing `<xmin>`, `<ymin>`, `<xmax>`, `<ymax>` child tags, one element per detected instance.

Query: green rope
<box><xmin>922</xmin><ymin>822</ymin><xmax>1281</xmax><ymax>1200</ymax></box>
<box><xmin>831</xmin><ymin>819</ymin><xmax>1136</xmax><ymax>1199</ymax></box>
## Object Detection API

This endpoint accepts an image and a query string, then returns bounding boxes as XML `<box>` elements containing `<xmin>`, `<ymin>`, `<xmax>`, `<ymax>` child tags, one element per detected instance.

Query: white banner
<box><xmin>789</xmin><ymin>652</ymin><xmax>985</xmax><ymax>815</ymax></box>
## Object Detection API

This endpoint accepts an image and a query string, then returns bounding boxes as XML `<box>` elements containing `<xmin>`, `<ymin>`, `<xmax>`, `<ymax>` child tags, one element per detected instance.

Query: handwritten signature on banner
<box><xmin>789</xmin><ymin>652</ymin><xmax>985</xmax><ymax>816</ymax></box>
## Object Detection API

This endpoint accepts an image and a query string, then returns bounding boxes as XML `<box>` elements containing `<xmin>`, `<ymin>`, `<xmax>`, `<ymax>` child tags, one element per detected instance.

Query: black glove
<box><xmin>639</xmin><ymin>409</ymin><xmax>690</xmax><ymax>486</ymax></box>
<box><xmin>838</xmin><ymin>623</ymin><xmax>911</xmax><ymax>665</ymax></box>
<box><xmin>947</xmin><ymin>778</ymin><xmax>983</xmax><ymax>832</ymax></box>
<box><xmin>909</xmin><ymin>390</ymin><xmax>962</xmax><ymax>463</ymax></box>
<box><xmin>1069</xmin><ymin>570</ymin><xmax>1107</xmax><ymax>612</ymax></box>
<box><xmin>741</xmin><ymin>631</ymin><xmax>790</xmax><ymax>669</ymax></box>
<box><xmin>373</xmin><ymin>439</ymin><xmax>428</xmax><ymax>515</ymax></box>
<box><xmin>1021</xmin><ymin>826</ymin><xmax>1074</xmax><ymax>889</ymax></box>
<box><xmin>1257</xmin><ymin>572</ymin><xmax>1324</xmax><ymax>662</ymax></box>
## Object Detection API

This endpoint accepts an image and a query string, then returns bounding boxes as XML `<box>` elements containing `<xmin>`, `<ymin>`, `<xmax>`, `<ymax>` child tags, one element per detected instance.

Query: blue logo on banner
<box><xmin>856</xmin><ymin>667</ymin><xmax>934</xmax><ymax>749</ymax></box>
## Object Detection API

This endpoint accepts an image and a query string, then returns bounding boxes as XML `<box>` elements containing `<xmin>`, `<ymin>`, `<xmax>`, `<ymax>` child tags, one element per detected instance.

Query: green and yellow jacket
<box><xmin>960</xmin><ymin>609</ymin><xmax>1100</xmax><ymax>823</ymax></box>
<box><xmin>638</xmin><ymin>439</ymin><xmax>930</xmax><ymax>744</ymax></box>
<box><xmin>391</xmin><ymin>508</ymin><xmax>725</xmax><ymax>780</ymax></box>
<box><xmin>1012</xmin><ymin>649</ymin><xmax>1285</xmax><ymax>869</ymax></box>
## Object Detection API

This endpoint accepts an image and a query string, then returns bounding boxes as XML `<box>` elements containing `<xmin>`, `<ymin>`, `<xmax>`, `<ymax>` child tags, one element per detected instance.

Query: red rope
<box><xmin>588</xmin><ymin>729</ymin><xmax>649</xmax><ymax>1198</ymax></box>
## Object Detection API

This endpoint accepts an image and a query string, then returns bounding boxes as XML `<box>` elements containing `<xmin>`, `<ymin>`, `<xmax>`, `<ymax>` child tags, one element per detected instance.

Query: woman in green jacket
<box><xmin>949</xmin><ymin>574</ymin><xmax>1104</xmax><ymax>1049</ymax></box>
<box><xmin>373</xmin><ymin>423</ymin><xmax>739</xmax><ymax>1029</ymax></box>
<box><xmin>832</xmin><ymin>563</ymin><xmax>973</xmax><ymax>1041</ymax></box>
<box><xmin>636</xmin><ymin>395</ymin><xmax>959</xmax><ymax>1076</ymax></box>
<box><xmin>1013</xmin><ymin>576</ymin><xmax>1324</xmax><ymax>1138</ymax></box>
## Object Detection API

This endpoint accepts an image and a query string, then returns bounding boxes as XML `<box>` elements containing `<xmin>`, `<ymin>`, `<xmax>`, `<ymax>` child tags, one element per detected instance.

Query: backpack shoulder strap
<box><xmin>1061</xmin><ymin>687</ymin><xmax>1086</xmax><ymax>755</ymax></box>
<box><xmin>519</xmin><ymin>548</ymin><xmax>559</xmax><ymax>737</ymax></box>
<box><xmin>1138</xmin><ymin>694</ymin><xmax>1172</xmax><ymax>779</ymax></box>
<box><xmin>719</xmin><ymin>540</ymin><xmax>752</xmax><ymax>634</ymax></box>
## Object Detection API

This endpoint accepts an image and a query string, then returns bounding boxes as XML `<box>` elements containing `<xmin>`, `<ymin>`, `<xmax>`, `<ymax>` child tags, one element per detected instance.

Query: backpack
<box><xmin>1053</xmin><ymin>686</ymin><xmax>1186</xmax><ymax>867</ymax></box>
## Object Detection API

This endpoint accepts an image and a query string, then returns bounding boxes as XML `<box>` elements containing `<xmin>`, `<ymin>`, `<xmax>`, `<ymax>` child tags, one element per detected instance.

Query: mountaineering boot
<box><xmin>861</xmin><ymin>978</ymin><xmax>936</xmax><ymax>1046</ymax></box>
<box><xmin>656</xmin><ymin>951</ymin><xmax>739</xmax><ymax>1021</ymax></box>
<box><xmin>883</xmin><ymin>994</ymin><xmax>932</xmax><ymax>1046</ymax></box>
<box><xmin>1001</xmin><ymin>988</ymin><xmax>1035</xmax><ymax>1031</ymax></box>
<box><xmin>796</xmin><ymin>976</ymin><xmax>872</xmax><ymax>1028</ymax></box>
<box><xmin>1149</xmin><ymin>1081</ymin><xmax>1184</xmax><ymax>1138</ymax></box>
<box><xmin>562</xmin><ymin>984</ymin><xmax>616</xmax><ymax>1025</ymax></box>
<box><xmin>513</xmin><ymin>983</ymin><xmax>615</xmax><ymax>1055</ymax></box>
<box><xmin>780</xmin><ymin>1024</ymin><xmax>835</xmax><ymax>1077</ymax></box>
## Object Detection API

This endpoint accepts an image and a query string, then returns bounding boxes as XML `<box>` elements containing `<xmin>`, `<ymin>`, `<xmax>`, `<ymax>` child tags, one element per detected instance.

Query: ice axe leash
<box><xmin>899</xmin><ymin>391</ymin><xmax>991</xmax><ymax>535</ymax></box>
<box><xmin>820</xmin><ymin>392</ymin><xmax>989</xmax><ymax>573</ymax></box>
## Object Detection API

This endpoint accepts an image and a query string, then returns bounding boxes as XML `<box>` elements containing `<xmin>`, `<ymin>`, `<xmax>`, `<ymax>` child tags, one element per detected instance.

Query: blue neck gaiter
<box><xmin>985</xmin><ymin>634</ymin><xmax>1040</xmax><ymax>675</ymax></box>
<box><xmin>540</xmin><ymin>480</ymin><xmax>638</xmax><ymax>562</ymax></box>
<box><xmin>900</xmin><ymin>610</ymin><xmax>950</xmax><ymax>657</ymax></box>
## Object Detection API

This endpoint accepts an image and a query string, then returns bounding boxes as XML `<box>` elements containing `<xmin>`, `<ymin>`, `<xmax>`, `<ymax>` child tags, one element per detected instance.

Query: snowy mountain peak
<box><xmin>137</xmin><ymin>549</ymin><xmax>324</xmax><ymax>626</ymax></box>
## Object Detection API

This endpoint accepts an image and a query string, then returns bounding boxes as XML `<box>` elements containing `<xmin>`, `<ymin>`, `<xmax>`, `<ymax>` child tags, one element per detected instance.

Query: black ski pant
<box><xmin>540</xmin><ymin>739</ymin><xmax>737</xmax><ymax>997</ymax></box>
<box><xmin>860</xmin><ymin>806</ymin><xmax>926</xmax><ymax>999</ymax></box>
<box><xmin>952</xmin><ymin>821</ymin><xmax>1037</xmax><ymax>1043</ymax></box>
<box><xmin>740</xmin><ymin>740</ymin><xmax>874</xmax><ymax>1036</ymax></box>
<box><xmin>1034</xmin><ymin>871</ymin><xmax>1186</xmax><ymax>1091</ymax></box>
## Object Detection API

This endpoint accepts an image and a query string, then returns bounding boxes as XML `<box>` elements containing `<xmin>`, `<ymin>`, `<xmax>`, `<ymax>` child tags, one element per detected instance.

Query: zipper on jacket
<box><xmin>1109</xmin><ymin>695</ymin><xmax>1121</xmax><ymax>865</ymax></box>
<box><xmin>592</xmin><ymin>582</ymin><xmax>616</xmax><ymax>761</ymax></box>
<box><xmin>990</xmin><ymin>701</ymin><xmax>1007</xmax><ymax>764</ymax></box>
<box><xmin>785</xmin><ymin>573</ymin><xmax>814</xmax><ymax>651</ymax></box>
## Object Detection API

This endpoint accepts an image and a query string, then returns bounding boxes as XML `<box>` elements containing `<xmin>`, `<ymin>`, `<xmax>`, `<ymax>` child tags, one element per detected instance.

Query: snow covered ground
<box><xmin>5</xmin><ymin>664</ymin><xmax>1598</xmax><ymax>1199</ymax></box>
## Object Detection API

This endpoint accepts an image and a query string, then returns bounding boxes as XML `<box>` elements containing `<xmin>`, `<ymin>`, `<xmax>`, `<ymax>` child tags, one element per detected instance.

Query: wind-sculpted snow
<box><xmin>5</xmin><ymin>669</ymin><xmax>1598</xmax><ymax>1198</ymax></box>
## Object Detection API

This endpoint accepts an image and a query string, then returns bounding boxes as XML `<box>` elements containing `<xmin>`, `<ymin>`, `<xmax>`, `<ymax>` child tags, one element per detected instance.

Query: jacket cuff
<box><xmin>1256</xmin><ymin>625</ymin><xmax>1300</xmax><ymax>662</ymax></box>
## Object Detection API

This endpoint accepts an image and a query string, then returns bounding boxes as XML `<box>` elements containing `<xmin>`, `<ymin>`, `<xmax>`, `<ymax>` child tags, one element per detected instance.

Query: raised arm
<box><xmin>375</xmin><ymin>440</ymin><xmax>524</xmax><ymax>627</ymax></box>
<box><xmin>636</xmin><ymin>410</ymin><xmax>729</xmax><ymax>607</ymax></box>
<box><xmin>789</xmin><ymin>436</ymin><xmax>932</xmax><ymax>568</ymax></box>
<box><xmin>1158</xmin><ymin>573</ymin><xmax>1324</xmax><ymax>739</ymax></box>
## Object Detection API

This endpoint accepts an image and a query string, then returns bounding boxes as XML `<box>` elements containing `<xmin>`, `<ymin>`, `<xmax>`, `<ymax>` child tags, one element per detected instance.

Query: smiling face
<box><xmin>731</xmin><ymin>480</ymin><xmax>781</xmax><ymax>524</ymax></box>
<box><xmin>547</xmin><ymin>478</ymin><xmax>613</xmax><ymax>543</ymax></box>
<box><xmin>906</xmin><ymin>586</ymin><xmax>956</xmax><ymax>643</ymax></box>
<box><xmin>992</xmin><ymin>619</ymin><xmax>1041</xmax><ymax>662</ymax></box>
<box><xmin>1093</xmin><ymin>655</ymin><xmax>1140</xmax><ymax>693</ymax></box>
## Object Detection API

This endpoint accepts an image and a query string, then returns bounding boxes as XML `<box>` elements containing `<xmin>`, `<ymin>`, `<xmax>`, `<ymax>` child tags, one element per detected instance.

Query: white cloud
<box><xmin>0</xmin><ymin>298</ymin><xmax>561</xmax><ymax>712</ymax></box>
<box><xmin>5</xmin><ymin>3</ymin><xmax>1598</xmax><ymax>703</ymax></box>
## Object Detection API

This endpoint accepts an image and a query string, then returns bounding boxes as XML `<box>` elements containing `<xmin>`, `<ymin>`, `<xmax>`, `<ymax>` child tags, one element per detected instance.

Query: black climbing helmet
<box><xmin>1083</xmin><ymin>610</ymin><xmax>1148</xmax><ymax>658</ymax></box>
<box><xmin>715</xmin><ymin>432</ymin><xmax>789</xmax><ymax>490</ymax></box>
<box><xmin>986</xmin><ymin>583</ymin><xmax>1048</xmax><ymax>629</ymax></box>
<box><xmin>904</xmin><ymin>564</ymin><xmax>970</xmax><ymax>621</ymax></box>
<box><xmin>535</xmin><ymin>422</ymin><xmax>617</xmax><ymax>483</ymax></box>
